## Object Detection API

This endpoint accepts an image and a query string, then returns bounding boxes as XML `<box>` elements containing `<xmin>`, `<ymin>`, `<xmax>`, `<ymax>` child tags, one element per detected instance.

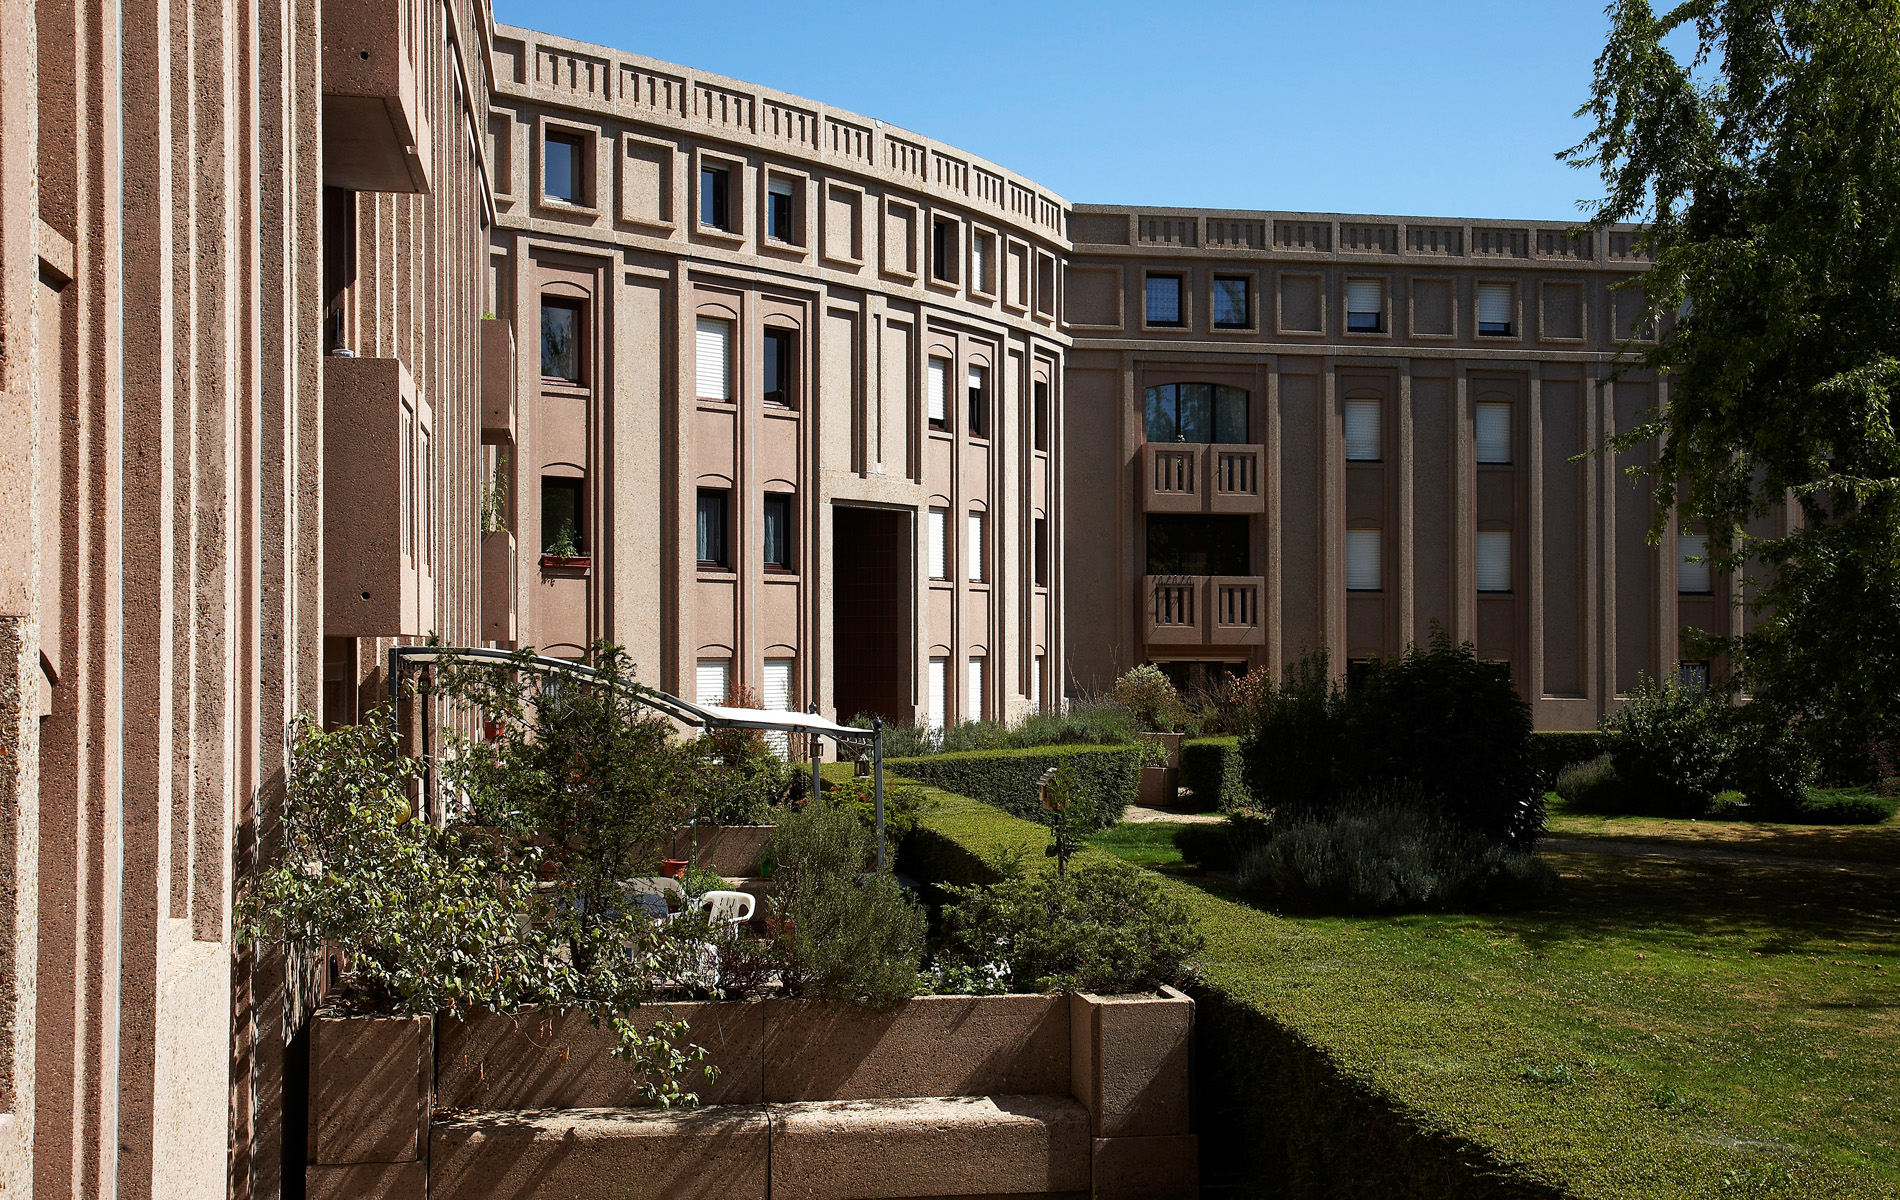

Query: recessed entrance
<box><xmin>833</xmin><ymin>505</ymin><xmax>913</xmax><ymax>724</ymax></box>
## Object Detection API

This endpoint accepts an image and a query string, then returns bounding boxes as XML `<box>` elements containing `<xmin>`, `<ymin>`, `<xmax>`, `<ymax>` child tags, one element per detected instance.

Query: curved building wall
<box><xmin>486</xmin><ymin>26</ymin><xmax>1071</xmax><ymax>726</ymax></box>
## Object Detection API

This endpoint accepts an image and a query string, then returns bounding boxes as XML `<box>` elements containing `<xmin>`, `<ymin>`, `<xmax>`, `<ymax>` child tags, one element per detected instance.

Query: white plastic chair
<box><xmin>691</xmin><ymin>889</ymin><xmax>756</xmax><ymax>931</ymax></box>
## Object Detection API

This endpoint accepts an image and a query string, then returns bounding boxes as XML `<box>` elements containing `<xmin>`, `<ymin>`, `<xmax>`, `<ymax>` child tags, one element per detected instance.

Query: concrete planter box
<box><xmin>1138</xmin><ymin>765</ymin><xmax>1180</xmax><ymax>807</ymax></box>
<box><xmin>1141</xmin><ymin>731</ymin><xmax>1185</xmax><ymax>768</ymax></box>
<box><xmin>315</xmin><ymin>989</ymin><xmax>1194</xmax><ymax>1199</ymax></box>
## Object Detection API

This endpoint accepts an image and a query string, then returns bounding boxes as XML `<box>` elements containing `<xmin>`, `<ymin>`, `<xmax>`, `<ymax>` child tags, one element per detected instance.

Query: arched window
<box><xmin>1144</xmin><ymin>383</ymin><xmax>1249</xmax><ymax>444</ymax></box>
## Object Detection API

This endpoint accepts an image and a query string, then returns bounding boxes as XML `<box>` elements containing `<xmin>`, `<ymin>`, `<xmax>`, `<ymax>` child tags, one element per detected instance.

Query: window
<box><xmin>700</xmin><ymin>164</ymin><xmax>731</xmax><ymax>230</ymax></box>
<box><xmin>1344</xmin><ymin>398</ymin><xmax>1382</xmax><ymax>461</ymax></box>
<box><xmin>967</xmin><ymin>364</ymin><xmax>989</xmax><ymax>437</ymax></box>
<box><xmin>967</xmin><ymin>657</ymin><xmax>985</xmax><ymax>721</ymax></box>
<box><xmin>1475</xmin><ymin>402</ymin><xmax>1512</xmax><ymax>464</ymax></box>
<box><xmin>763</xmin><ymin>658</ymin><xmax>794</xmax><ymax>756</ymax></box>
<box><xmin>1031</xmin><ymin>654</ymin><xmax>1044</xmax><ymax>712</ymax></box>
<box><xmin>932</xmin><ymin>218</ymin><xmax>959</xmax><ymax>283</ymax></box>
<box><xmin>1034</xmin><ymin>517</ymin><xmax>1048</xmax><ymax>588</ymax></box>
<box><xmin>1677</xmin><ymin>661</ymin><xmax>1710</xmax><ymax>694</ymax></box>
<box><xmin>972</xmin><ymin>231</ymin><xmax>993</xmax><ymax>293</ymax></box>
<box><xmin>1678</xmin><ymin>533</ymin><xmax>1711</xmax><ymax>594</ymax></box>
<box><xmin>1345</xmin><ymin>529</ymin><xmax>1382</xmax><ymax>591</ymax></box>
<box><xmin>764</xmin><ymin>493</ymin><xmax>794</xmax><ymax>570</ymax></box>
<box><xmin>1145</xmin><ymin>514</ymin><xmax>1249</xmax><ymax>576</ymax></box>
<box><xmin>541</xmin><ymin>300</ymin><xmax>582</xmax><ymax>382</ymax></box>
<box><xmin>927</xmin><ymin>356</ymin><xmax>950</xmax><ymax>430</ymax></box>
<box><xmin>928</xmin><ymin>507</ymin><xmax>948</xmax><ymax>579</ymax></box>
<box><xmin>767</xmin><ymin>177</ymin><xmax>795</xmax><ymax>242</ymax></box>
<box><xmin>321</xmin><ymin>186</ymin><xmax>356</xmax><ymax>355</ymax></box>
<box><xmin>1033</xmin><ymin>380</ymin><xmax>1050</xmax><ymax>452</ymax></box>
<box><xmin>696</xmin><ymin>658</ymin><xmax>730</xmax><ymax>706</ymax></box>
<box><xmin>967</xmin><ymin>511</ymin><xmax>987</xmax><ymax>583</ymax></box>
<box><xmin>1346</xmin><ymin>279</ymin><xmax>1383</xmax><ymax>333</ymax></box>
<box><xmin>541</xmin><ymin>477</ymin><xmax>584</xmax><ymax>556</ymax></box>
<box><xmin>696</xmin><ymin>489</ymin><xmax>730</xmax><ymax>568</ymax></box>
<box><xmin>1478</xmin><ymin>283</ymin><xmax>1513</xmax><ymax>336</ymax></box>
<box><xmin>544</xmin><ymin>132</ymin><xmax>583</xmax><ymax>203</ymax></box>
<box><xmin>927</xmin><ymin>657</ymin><xmax>947</xmax><ymax>733</ymax></box>
<box><xmin>1145</xmin><ymin>274</ymin><xmax>1183</xmax><ymax>325</ymax></box>
<box><xmin>1212</xmin><ymin>276</ymin><xmax>1250</xmax><ymax>328</ymax></box>
<box><xmin>695</xmin><ymin>317</ymin><xmax>732</xmax><ymax>401</ymax></box>
<box><xmin>1477</xmin><ymin>529</ymin><xmax>1512</xmax><ymax>592</ymax></box>
<box><xmin>1144</xmin><ymin>383</ymin><xmax>1249</xmax><ymax>444</ymax></box>
<box><xmin>764</xmin><ymin>328</ymin><xmax>795</xmax><ymax>408</ymax></box>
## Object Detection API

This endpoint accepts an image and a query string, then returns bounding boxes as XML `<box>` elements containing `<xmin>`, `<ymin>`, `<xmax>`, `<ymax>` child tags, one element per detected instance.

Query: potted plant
<box><xmin>539</xmin><ymin>519</ymin><xmax>591</xmax><ymax>570</ymax></box>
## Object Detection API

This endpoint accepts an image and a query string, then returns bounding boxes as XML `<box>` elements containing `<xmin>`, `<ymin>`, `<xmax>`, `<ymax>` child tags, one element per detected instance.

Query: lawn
<box><xmin>923</xmin><ymin>797</ymin><xmax>1900</xmax><ymax>1199</ymax></box>
<box><xmin>1546</xmin><ymin>795</ymin><xmax>1900</xmax><ymax>867</ymax></box>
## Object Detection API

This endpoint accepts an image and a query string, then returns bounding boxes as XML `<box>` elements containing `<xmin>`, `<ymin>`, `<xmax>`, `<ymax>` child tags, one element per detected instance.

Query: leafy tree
<box><xmin>1566</xmin><ymin>0</ymin><xmax>1900</xmax><ymax>776</ymax></box>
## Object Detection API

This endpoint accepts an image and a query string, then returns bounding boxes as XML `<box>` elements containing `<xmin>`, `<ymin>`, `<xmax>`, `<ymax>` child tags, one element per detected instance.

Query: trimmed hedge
<box><xmin>1531</xmin><ymin>730</ymin><xmax>1610</xmax><ymax>786</ymax></box>
<box><xmin>882</xmin><ymin>743</ymin><xmax>1138</xmax><ymax>829</ymax></box>
<box><xmin>1180</xmin><ymin>737</ymin><xmax>1248</xmax><ymax>812</ymax></box>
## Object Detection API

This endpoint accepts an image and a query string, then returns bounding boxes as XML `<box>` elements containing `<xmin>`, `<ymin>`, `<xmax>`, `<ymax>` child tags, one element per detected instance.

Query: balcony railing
<box><xmin>1140</xmin><ymin>443</ymin><xmax>1266</xmax><ymax>514</ymax></box>
<box><xmin>1142</xmin><ymin>575</ymin><xmax>1266</xmax><ymax>647</ymax></box>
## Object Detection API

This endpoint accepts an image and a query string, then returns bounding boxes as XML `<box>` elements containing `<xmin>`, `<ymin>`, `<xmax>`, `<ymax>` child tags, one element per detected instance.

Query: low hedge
<box><xmin>1180</xmin><ymin>737</ymin><xmax>1248</xmax><ymax>812</ymax></box>
<box><xmin>1530</xmin><ymin>730</ymin><xmax>1610</xmax><ymax>786</ymax></box>
<box><xmin>883</xmin><ymin>743</ymin><xmax>1138</xmax><ymax>829</ymax></box>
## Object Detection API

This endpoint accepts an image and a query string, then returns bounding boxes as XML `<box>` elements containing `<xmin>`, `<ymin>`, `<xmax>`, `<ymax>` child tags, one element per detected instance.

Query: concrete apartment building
<box><xmin>0</xmin><ymin>8</ymin><xmax>1697</xmax><ymax>1199</ymax></box>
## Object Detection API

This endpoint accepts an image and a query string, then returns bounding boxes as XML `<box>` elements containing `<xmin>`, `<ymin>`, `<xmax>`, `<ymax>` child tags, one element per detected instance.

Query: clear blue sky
<box><xmin>493</xmin><ymin>1</ymin><xmax>1621</xmax><ymax>222</ymax></box>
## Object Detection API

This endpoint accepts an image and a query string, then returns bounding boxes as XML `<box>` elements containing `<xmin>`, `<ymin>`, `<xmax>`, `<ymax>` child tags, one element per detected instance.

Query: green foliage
<box><xmin>1237</xmin><ymin>630</ymin><xmax>1544</xmax><ymax>847</ymax></box>
<box><xmin>1788</xmin><ymin>787</ymin><xmax>1899</xmax><ymax>826</ymax></box>
<box><xmin>822</xmin><ymin>772</ymin><xmax>930</xmax><ymax>850</ymax></box>
<box><xmin>1531</xmin><ymin>730</ymin><xmax>1612</xmax><ymax>787</ymax></box>
<box><xmin>764</xmin><ymin>803</ymin><xmax>925</xmax><ymax>1003</ymax></box>
<box><xmin>1567</xmin><ymin>0</ymin><xmax>1900</xmax><ymax>775</ymax></box>
<box><xmin>852</xmin><ymin>701</ymin><xmax>1140</xmax><ymax>758</ymax></box>
<box><xmin>479</xmin><ymin>448</ymin><xmax>510</xmax><ymax>535</ymax></box>
<box><xmin>1605</xmin><ymin>678</ymin><xmax>1815</xmax><ymax>817</ymax></box>
<box><xmin>1111</xmin><ymin>663</ymin><xmax>1188</xmax><ymax>733</ymax></box>
<box><xmin>1554</xmin><ymin>753</ymin><xmax>1629</xmax><ymax>814</ymax></box>
<box><xmin>544</xmin><ymin>518</ymin><xmax>581</xmax><ymax>558</ymax></box>
<box><xmin>1036</xmin><ymin>761</ymin><xmax>1095</xmax><ymax>875</ymax></box>
<box><xmin>1180</xmin><ymin>736</ymin><xmax>1248</xmax><ymax>812</ymax></box>
<box><xmin>1236</xmin><ymin>790</ymin><xmax>1558</xmax><ymax>915</ymax></box>
<box><xmin>1172</xmin><ymin>809</ymin><xmax>1273</xmax><ymax>874</ymax></box>
<box><xmin>940</xmin><ymin>860</ymin><xmax>1203</xmax><ymax>994</ymax></box>
<box><xmin>884</xmin><ymin>743</ymin><xmax>1140</xmax><ymax>829</ymax></box>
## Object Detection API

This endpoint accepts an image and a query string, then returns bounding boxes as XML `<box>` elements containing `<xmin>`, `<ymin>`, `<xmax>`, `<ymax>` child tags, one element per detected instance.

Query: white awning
<box><xmin>692</xmin><ymin>703</ymin><xmax>868</xmax><ymax>739</ymax></box>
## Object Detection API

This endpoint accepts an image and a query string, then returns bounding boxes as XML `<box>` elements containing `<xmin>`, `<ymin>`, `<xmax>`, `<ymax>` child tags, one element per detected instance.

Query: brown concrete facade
<box><xmin>484</xmin><ymin>27</ymin><xmax>1070</xmax><ymax>728</ymax></box>
<box><xmin>1061</xmin><ymin>206</ymin><xmax>1709</xmax><ymax>729</ymax></box>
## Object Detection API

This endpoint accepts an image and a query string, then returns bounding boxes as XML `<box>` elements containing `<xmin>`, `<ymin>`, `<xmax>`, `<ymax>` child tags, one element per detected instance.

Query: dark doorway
<box><xmin>834</xmin><ymin>505</ymin><xmax>913</xmax><ymax>724</ymax></box>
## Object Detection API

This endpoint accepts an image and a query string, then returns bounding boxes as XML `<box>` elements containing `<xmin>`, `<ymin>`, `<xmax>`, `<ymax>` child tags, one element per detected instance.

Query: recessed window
<box><xmin>1475</xmin><ymin>402</ymin><xmax>1512</xmax><ymax>463</ymax></box>
<box><xmin>1346</xmin><ymin>279</ymin><xmax>1383</xmax><ymax>333</ymax></box>
<box><xmin>1034</xmin><ymin>517</ymin><xmax>1048</xmax><ymax>588</ymax></box>
<box><xmin>928</xmin><ymin>507</ymin><xmax>949</xmax><ymax>580</ymax></box>
<box><xmin>1346</xmin><ymin>529</ymin><xmax>1382</xmax><ymax>591</ymax></box>
<box><xmin>1677</xmin><ymin>661</ymin><xmax>1711</xmax><ymax>694</ymax></box>
<box><xmin>767</xmin><ymin>177</ymin><xmax>795</xmax><ymax>243</ymax></box>
<box><xmin>541</xmin><ymin>300</ymin><xmax>583</xmax><ymax>382</ymax></box>
<box><xmin>696</xmin><ymin>488</ymin><xmax>730</xmax><ymax>568</ymax></box>
<box><xmin>764</xmin><ymin>493</ymin><xmax>794</xmax><ymax>570</ymax></box>
<box><xmin>927</xmin><ymin>356</ymin><xmax>950</xmax><ymax>431</ymax></box>
<box><xmin>1477</xmin><ymin>529</ymin><xmax>1512</xmax><ymax>592</ymax></box>
<box><xmin>932</xmin><ymin>218</ymin><xmax>960</xmax><ymax>284</ymax></box>
<box><xmin>971</xmin><ymin>231</ymin><xmax>994</xmax><ymax>293</ymax></box>
<box><xmin>1033</xmin><ymin>380</ymin><xmax>1050</xmax><ymax>452</ymax></box>
<box><xmin>1144</xmin><ymin>383</ymin><xmax>1249</xmax><ymax>444</ymax></box>
<box><xmin>1478</xmin><ymin>283</ymin><xmax>1514</xmax><ymax>336</ymax></box>
<box><xmin>700</xmin><ymin>164</ymin><xmax>731</xmax><ymax>231</ymax></box>
<box><xmin>541</xmin><ymin>477</ymin><xmax>584</xmax><ymax>556</ymax></box>
<box><xmin>696</xmin><ymin>658</ymin><xmax>730</xmax><ymax>706</ymax></box>
<box><xmin>1145</xmin><ymin>514</ymin><xmax>1249</xmax><ymax>576</ymax></box>
<box><xmin>968</xmin><ymin>511</ymin><xmax>987</xmax><ymax>583</ymax></box>
<box><xmin>968</xmin><ymin>364</ymin><xmax>989</xmax><ymax>438</ymax></box>
<box><xmin>695</xmin><ymin>316</ymin><xmax>732</xmax><ymax>401</ymax></box>
<box><xmin>967</xmin><ymin>657</ymin><xmax>985</xmax><ymax>721</ymax></box>
<box><xmin>1212</xmin><ymin>276</ymin><xmax>1250</xmax><ymax>328</ymax></box>
<box><xmin>544</xmin><ymin>133</ymin><xmax>584</xmax><ymax>204</ymax></box>
<box><xmin>764</xmin><ymin>328</ymin><xmax>796</xmax><ymax>408</ymax></box>
<box><xmin>1678</xmin><ymin>534</ymin><xmax>1711</xmax><ymax>594</ymax></box>
<box><xmin>1145</xmin><ymin>274</ymin><xmax>1183</xmax><ymax>326</ymax></box>
<box><xmin>1344</xmin><ymin>398</ymin><xmax>1382</xmax><ymax>461</ymax></box>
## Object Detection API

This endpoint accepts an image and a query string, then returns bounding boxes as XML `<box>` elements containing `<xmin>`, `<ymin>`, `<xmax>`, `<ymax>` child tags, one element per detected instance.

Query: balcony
<box><xmin>481</xmin><ymin>317</ymin><xmax>515</xmax><ymax>443</ymax></box>
<box><xmin>481</xmin><ymin>530</ymin><xmax>516</xmax><ymax>645</ymax></box>
<box><xmin>1142</xmin><ymin>575</ymin><xmax>1266</xmax><ymax>647</ymax></box>
<box><xmin>1140</xmin><ymin>443</ymin><xmax>1265</xmax><ymax>514</ymax></box>
<box><xmin>323</xmin><ymin>0</ymin><xmax>432</xmax><ymax>194</ymax></box>
<box><xmin>323</xmin><ymin>357</ymin><xmax>433</xmax><ymax>636</ymax></box>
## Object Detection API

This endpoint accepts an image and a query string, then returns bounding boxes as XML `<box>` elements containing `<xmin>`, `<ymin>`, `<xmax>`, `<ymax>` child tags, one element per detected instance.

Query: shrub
<box><xmin>885</xmin><ymin>744</ymin><xmax>1140</xmax><ymax>829</ymax></box>
<box><xmin>848</xmin><ymin>701</ymin><xmax>1139</xmax><ymax>759</ymax></box>
<box><xmin>1112</xmin><ymin>664</ymin><xmax>1188</xmax><ymax>733</ymax></box>
<box><xmin>1605</xmin><ymin>678</ymin><xmax>1814</xmax><ymax>817</ymax></box>
<box><xmin>1553</xmin><ymin>753</ymin><xmax>1627</xmax><ymax>812</ymax></box>
<box><xmin>821</xmin><ymin>773</ymin><xmax>930</xmax><ymax>848</ymax></box>
<box><xmin>765</xmin><ymin>803</ymin><xmax>926</xmax><ymax>1004</ymax></box>
<box><xmin>1236</xmin><ymin>652</ymin><xmax>1345</xmax><ymax>815</ymax></box>
<box><xmin>1179</xmin><ymin>736</ymin><xmax>1247</xmax><ymax>812</ymax></box>
<box><xmin>1172</xmin><ymin>809</ymin><xmax>1273</xmax><ymax>873</ymax></box>
<box><xmin>1786</xmin><ymin>787</ymin><xmax>1899</xmax><ymax>825</ymax></box>
<box><xmin>939</xmin><ymin>860</ymin><xmax>1204</xmax><ymax>993</ymax></box>
<box><xmin>1531</xmin><ymin>730</ymin><xmax>1612</xmax><ymax>787</ymax></box>
<box><xmin>1236</xmin><ymin>791</ymin><xmax>1557</xmax><ymax>915</ymax></box>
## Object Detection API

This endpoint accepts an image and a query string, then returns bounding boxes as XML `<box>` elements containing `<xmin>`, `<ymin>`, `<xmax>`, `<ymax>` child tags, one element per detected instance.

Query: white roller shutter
<box><xmin>1475</xmin><ymin>402</ymin><xmax>1512</xmax><ymax>464</ymax></box>
<box><xmin>1678</xmin><ymin>534</ymin><xmax>1711</xmax><ymax>594</ymax></box>
<box><xmin>928</xmin><ymin>357</ymin><xmax>949</xmax><ymax>425</ymax></box>
<box><xmin>967</xmin><ymin>512</ymin><xmax>986</xmax><ymax>582</ymax></box>
<box><xmin>967</xmin><ymin>658</ymin><xmax>985</xmax><ymax>721</ymax></box>
<box><xmin>763</xmin><ymin>658</ymin><xmax>794</xmax><ymax>757</ymax></box>
<box><xmin>928</xmin><ymin>508</ymin><xmax>948</xmax><ymax>579</ymax></box>
<box><xmin>1477</xmin><ymin>530</ymin><xmax>1512</xmax><ymax>592</ymax></box>
<box><xmin>1345</xmin><ymin>279</ymin><xmax>1382</xmax><ymax>316</ymax></box>
<box><xmin>1031</xmin><ymin>655</ymin><xmax>1043</xmax><ymax>712</ymax></box>
<box><xmin>695</xmin><ymin>658</ymin><xmax>730</xmax><ymax>706</ymax></box>
<box><xmin>927</xmin><ymin>658</ymin><xmax>947</xmax><ymax>733</ymax></box>
<box><xmin>1477</xmin><ymin>283</ymin><xmax>1513</xmax><ymax>327</ymax></box>
<box><xmin>972</xmin><ymin>234</ymin><xmax>990</xmax><ymax>291</ymax></box>
<box><xmin>696</xmin><ymin>317</ymin><xmax>732</xmax><ymax>400</ymax></box>
<box><xmin>1345</xmin><ymin>529</ymin><xmax>1382</xmax><ymax>591</ymax></box>
<box><xmin>1344</xmin><ymin>399</ymin><xmax>1381</xmax><ymax>461</ymax></box>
